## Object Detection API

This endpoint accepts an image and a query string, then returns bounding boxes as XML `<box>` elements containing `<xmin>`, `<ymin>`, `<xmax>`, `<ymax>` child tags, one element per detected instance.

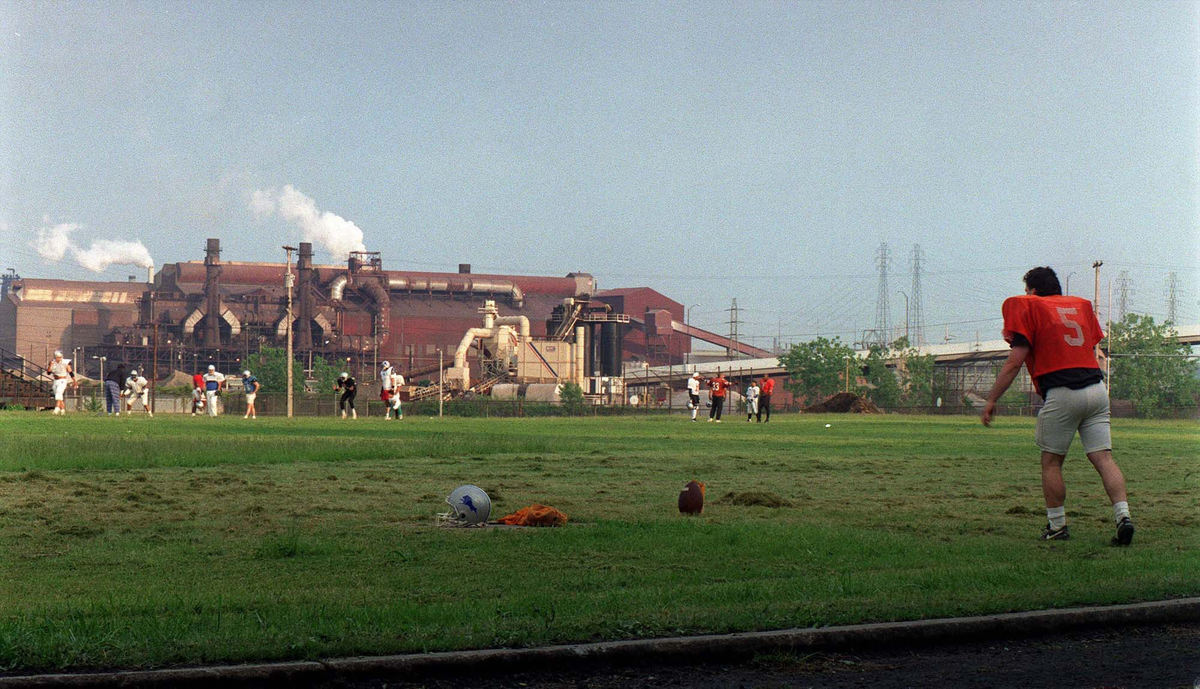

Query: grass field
<box><xmin>0</xmin><ymin>411</ymin><xmax>1196</xmax><ymax>673</ymax></box>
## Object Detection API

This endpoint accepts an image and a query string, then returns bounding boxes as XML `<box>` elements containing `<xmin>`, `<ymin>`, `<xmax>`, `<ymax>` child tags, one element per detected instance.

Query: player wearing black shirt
<box><xmin>335</xmin><ymin>372</ymin><xmax>357</xmax><ymax>419</ymax></box>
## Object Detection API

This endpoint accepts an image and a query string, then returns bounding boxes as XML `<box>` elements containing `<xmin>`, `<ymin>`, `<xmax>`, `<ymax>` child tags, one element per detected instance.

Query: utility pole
<box><xmin>1091</xmin><ymin>260</ymin><xmax>1104</xmax><ymax>393</ymax></box>
<box><xmin>1105</xmin><ymin>279</ymin><xmax>1113</xmax><ymax>390</ymax></box>
<box><xmin>283</xmin><ymin>245</ymin><xmax>297</xmax><ymax>418</ymax></box>
<box><xmin>151</xmin><ymin>289</ymin><xmax>158</xmax><ymax>416</ymax></box>
<box><xmin>438</xmin><ymin>349</ymin><xmax>444</xmax><ymax>418</ymax></box>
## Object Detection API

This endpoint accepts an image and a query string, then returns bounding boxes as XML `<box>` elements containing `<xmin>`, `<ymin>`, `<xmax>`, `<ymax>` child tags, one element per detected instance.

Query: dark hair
<box><xmin>1023</xmin><ymin>267</ymin><xmax>1062</xmax><ymax>296</ymax></box>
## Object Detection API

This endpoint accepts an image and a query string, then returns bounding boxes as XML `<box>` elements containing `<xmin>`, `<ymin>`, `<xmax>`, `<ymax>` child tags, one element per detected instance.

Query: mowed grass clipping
<box><xmin>0</xmin><ymin>412</ymin><xmax>1196</xmax><ymax>672</ymax></box>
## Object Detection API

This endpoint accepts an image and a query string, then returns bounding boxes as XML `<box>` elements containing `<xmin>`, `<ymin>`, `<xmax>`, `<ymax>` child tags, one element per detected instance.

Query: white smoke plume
<box><xmin>35</xmin><ymin>222</ymin><xmax>79</xmax><ymax>262</ymax></box>
<box><xmin>74</xmin><ymin>239</ymin><xmax>155</xmax><ymax>272</ymax></box>
<box><xmin>251</xmin><ymin>185</ymin><xmax>367</xmax><ymax>259</ymax></box>
<box><xmin>33</xmin><ymin>219</ymin><xmax>154</xmax><ymax>273</ymax></box>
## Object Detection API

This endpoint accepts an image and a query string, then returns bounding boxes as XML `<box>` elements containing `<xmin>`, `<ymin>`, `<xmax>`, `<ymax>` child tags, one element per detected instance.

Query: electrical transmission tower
<box><xmin>1166</xmin><ymin>272</ymin><xmax>1178</xmax><ymax>324</ymax></box>
<box><xmin>872</xmin><ymin>242</ymin><xmax>891</xmax><ymax>347</ymax></box>
<box><xmin>726</xmin><ymin>298</ymin><xmax>741</xmax><ymax>358</ymax></box>
<box><xmin>910</xmin><ymin>245</ymin><xmax>926</xmax><ymax>347</ymax></box>
<box><xmin>1116</xmin><ymin>270</ymin><xmax>1130</xmax><ymax>322</ymax></box>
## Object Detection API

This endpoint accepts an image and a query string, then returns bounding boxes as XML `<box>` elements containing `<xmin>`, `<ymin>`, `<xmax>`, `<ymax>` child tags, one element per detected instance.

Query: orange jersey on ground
<box><xmin>1001</xmin><ymin>295</ymin><xmax>1103</xmax><ymax>380</ymax></box>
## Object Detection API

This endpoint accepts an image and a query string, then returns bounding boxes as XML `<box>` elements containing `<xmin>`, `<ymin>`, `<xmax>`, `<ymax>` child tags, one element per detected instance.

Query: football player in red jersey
<box><xmin>982</xmin><ymin>267</ymin><xmax>1133</xmax><ymax>545</ymax></box>
<box><xmin>707</xmin><ymin>371</ymin><xmax>730</xmax><ymax>422</ymax></box>
<box><xmin>757</xmin><ymin>375</ymin><xmax>775</xmax><ymax>422</ymax></box>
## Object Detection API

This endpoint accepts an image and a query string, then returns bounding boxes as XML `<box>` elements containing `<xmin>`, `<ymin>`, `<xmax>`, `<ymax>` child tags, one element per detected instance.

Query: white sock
<box><xmin>1112</xmin><ymin>501</ymin><xmax>1130</xmax><ymax>523</ymax></box>
<box><xmin>1046</xmin><ymin>506</ymin><xmax>1066</xmax><ymax>530</ymax></box>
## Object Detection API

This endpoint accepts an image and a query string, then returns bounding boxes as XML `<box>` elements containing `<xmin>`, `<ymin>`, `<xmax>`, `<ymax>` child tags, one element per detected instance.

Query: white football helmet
<box><xmin>438</xmin><ymin>484</ymin><xmax>491</xmax><ymax>527</ymax></box>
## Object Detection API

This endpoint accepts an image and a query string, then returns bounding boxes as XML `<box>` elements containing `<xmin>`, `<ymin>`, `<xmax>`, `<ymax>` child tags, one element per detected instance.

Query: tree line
<box><xmin>779</xmin><ymin>314</ymin><xmax>1198</xmax><ymax>418</ymax></box>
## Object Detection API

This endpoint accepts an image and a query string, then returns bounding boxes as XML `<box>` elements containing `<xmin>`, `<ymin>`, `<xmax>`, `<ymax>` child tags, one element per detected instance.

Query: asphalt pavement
<box><xmin>2</xmin><ymin>598</ymin><xmax>1198</xmax><ymax>689</ymax></box>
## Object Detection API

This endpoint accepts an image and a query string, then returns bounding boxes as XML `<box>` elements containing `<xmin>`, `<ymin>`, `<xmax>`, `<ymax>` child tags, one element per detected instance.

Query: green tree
<box><xmin>308</xmin><ymin>355</ymin><xmax>341</xmax><ymax>394</ymax></box>
<box><xmin>860</xmin><ymin>343</ymin><xmax>901</xmax><ymax>408</ymax></box>
<box><xmin>249</xmin><ymin>347</ymin><xmax>339</xmax><ymax>397</ymax></box>
<box><xmin>1108</xmin><ymin>314</ymin><xmax>1199</xmax><ymax>418</ymax></box>
<box><xmin>888</xmin><ymin>337</ymin><xmax>951</xmax><ymax>408</ymax></box>
<box><xmin>558</xmin><ymin>382</ymin><xmax>585</xmax><ymax>414</ymax></box>
<box><xmin>779</xmin><ymin>336</ymin><xmax>857</xmax><ymax>402</ymax></box>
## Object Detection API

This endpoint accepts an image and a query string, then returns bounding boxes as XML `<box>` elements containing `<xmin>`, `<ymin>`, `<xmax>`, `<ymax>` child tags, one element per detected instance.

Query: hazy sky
<box><xmin>2</xmin><ymin>1</ymin><xmax>1197</xmax><ymax>349</ymax></box>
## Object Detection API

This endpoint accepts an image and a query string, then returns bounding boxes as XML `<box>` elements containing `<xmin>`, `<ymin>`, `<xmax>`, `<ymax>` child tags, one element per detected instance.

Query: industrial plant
<box><xmin>1</xmin><ymin>238</ymin><xmax>768</xmax><ymax>407</ymax></box>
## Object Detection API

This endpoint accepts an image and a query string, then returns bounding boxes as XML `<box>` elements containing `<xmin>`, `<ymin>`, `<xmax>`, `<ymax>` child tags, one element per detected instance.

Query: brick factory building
<box><xmin>2</xmin><ymin>239</ymin><xmax>765</xmax><ymax>392</ymax></box>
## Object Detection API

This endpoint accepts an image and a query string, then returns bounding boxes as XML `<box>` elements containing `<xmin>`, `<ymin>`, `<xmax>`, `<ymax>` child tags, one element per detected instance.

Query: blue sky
<box><xmin>2</xmin><ymin>1</ymin><xmax>1196</xmax><ymax>348</ymax></box>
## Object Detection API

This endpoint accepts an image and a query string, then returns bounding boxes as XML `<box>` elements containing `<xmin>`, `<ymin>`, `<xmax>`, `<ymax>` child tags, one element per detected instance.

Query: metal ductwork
<box><xmin>495</xmin><ymin>315</ymin><xmax>530</xmax><ymax>339</ymax></box>
<box><xmin>330</xmin><ymin>273</ymin><xmax>525</xmax><ymax>309</ymax></box>
<box><xmin>386</xmin><ymin>276</ymin><xmax>524</xmax><ymax>308</ymax></box>
<box><xmin>329</xmin><ymin>275</ymin><xmax>348</xmax><ymax>301</ymax></box>
<box><xmin>358</xmin><ymin>277</ymin><xmax>390</xmax><ymax>346</ymax></box>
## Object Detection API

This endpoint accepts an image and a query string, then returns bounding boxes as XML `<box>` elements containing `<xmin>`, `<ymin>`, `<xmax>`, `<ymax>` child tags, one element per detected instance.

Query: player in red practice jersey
<box><xmin>707</xmin><ymin>371</ymin><xmax>730</xmax><ymax>422</ymax></box>
<box><xmin>190</xmin><ymin>372</ymin><xmax>205</xmax><ymax>415</ymax></box>
<box><xmin>757</xmin><ymin>375</ymin><xmax>775</xmax><ymax>422</ymax></box>
<box><xmin>982</xmin><ymin>267</ymin><xmax>1133</xmax><ymax>545</ymax></box>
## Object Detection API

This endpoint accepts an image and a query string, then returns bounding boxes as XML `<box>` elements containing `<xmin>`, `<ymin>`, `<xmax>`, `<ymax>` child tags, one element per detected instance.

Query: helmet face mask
<box><xmin>438</xmin><ymin>484</ymin><xmax>491</xmax><ymax>527</ymax></box>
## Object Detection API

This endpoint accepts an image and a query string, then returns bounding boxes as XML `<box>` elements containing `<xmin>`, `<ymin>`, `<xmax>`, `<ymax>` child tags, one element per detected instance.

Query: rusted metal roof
<box><xmin>8</xmin><ymin>279</ymin><xmax>147</xmax><ymax>304</ymax></box>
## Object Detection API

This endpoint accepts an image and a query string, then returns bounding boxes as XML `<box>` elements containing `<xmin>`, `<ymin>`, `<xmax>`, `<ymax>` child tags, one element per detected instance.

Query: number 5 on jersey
<box><xmin>1056</xmin><ymin>307</ymin><xmax>1085</xmax><ymax>347</ymax></box>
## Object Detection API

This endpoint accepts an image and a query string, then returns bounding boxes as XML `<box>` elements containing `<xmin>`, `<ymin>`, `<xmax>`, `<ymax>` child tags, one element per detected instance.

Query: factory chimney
<box><xmin>296</xmin><ymin>242</ymin><xmax>313</xmax><ymax>350</ymax></box>
<box><xmin>203</xmin><ymin>238</ymin><xmax>222</xmax><ymax>348</ymax></box>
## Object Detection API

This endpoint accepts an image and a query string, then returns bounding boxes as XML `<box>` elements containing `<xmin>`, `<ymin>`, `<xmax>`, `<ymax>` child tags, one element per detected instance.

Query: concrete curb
<box><xmin>3</xmin><ymin>598</ymin><xmax>1198</xmax><ymax>688</ymax></box>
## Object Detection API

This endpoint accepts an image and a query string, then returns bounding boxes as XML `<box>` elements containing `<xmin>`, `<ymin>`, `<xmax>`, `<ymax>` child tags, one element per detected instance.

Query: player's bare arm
<box><xmin>981</xmin><ymin>344</ymin><xmax>1029</xmax><ymax>426</ymax></box>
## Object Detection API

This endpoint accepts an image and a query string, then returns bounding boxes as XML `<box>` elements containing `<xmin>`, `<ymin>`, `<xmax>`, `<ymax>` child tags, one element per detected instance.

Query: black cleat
<box><xmin>1111</xmin><ymin>517</ymin><xmax>1135</xmax><ymax>546</ymax></box>
<box><xmin>1040</xmin><ymin>523</ymin><xmax>1070</xmax><ymax>541</ymax></box>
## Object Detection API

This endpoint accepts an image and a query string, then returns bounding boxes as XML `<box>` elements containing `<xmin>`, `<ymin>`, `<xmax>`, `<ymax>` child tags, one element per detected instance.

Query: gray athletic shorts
<box><xmin>1035</xmin><ymin>382</ymin><xmax>1112</xmax><ymax>455</ymax></box>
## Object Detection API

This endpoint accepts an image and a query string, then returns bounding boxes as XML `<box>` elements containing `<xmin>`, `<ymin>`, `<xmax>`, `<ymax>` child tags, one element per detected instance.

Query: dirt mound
<box><xmin>804</xmin><ymin>392</ymin><xmax>882</xmax><ymax>414</ymax></box>
<box><xmin>716</xmin><ymin>491</ymin><xmax>792</xmax><ymax>508</ymax></box>
<box><xmin>160</xmin><ymin>369</ymin><xmax>196</xmax><ymax>387</ymax></box>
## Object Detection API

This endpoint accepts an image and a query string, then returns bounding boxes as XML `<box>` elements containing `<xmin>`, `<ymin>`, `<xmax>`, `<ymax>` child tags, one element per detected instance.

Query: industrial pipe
<box><xmin>454</xmin><ymin>328</ymin><xmax>495</xmax><ymax>370</ymax></box>
<box><xmin>495</xmin><ymin>315</ymin><xmax>530</xmax><ymax>340</ymax></box>
<box><xmin>387</xmin><ymin>276</ymin><xmax>524</xmax><ymax>307</ymax></box>
<box><xmin>332</xmin><ymin>274</ymin><xmax>525</xmax><ymax>308</ymax></box>
<box><xmin>329</xmin><ymin>275</ymin><xmax>348</xmax><ymax>301</ymax></box>
<box><xmin>575</xmin><ymin>325</ymin><xmax>586</xmax><ymax>386</ymax></box>
<box><xmin>359</xmin><ymin>278</ymin><xmax>390</xmax><ymax>346</ymax></box>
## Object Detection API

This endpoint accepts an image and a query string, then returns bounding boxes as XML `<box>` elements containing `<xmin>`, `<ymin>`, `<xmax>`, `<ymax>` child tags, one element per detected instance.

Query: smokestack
<box><xmin>296</xmin><ymin>242</ymin><xmax>313</xmax><ymax>349</ymax></box>
<box><xmin>147</xmin><ymin>265</ymin><xmax>153</xmax><ymax>284</ymax></box>
<box><xmin>203</xmin><ymin>238</ymin><xmax>222</xmax><ymax>348</ymax></box>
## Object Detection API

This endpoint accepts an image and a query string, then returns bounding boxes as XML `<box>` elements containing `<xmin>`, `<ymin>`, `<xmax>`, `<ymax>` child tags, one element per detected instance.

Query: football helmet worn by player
<box><xmin>439</xmin><ymin>484</ymin><xmax>492</xmax><ymax>527</ymax></box>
